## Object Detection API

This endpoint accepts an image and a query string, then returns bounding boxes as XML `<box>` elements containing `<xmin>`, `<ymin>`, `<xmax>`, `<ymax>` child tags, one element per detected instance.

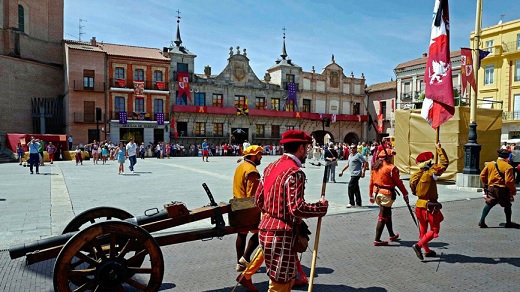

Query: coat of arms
<box><xmin>233</xmin><ymin>61</ymin><xmax>246</xmax><ymax>81</ymax></box>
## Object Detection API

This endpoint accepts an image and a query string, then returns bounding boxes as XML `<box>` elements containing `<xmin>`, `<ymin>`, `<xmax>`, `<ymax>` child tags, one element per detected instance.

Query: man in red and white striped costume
<box><xmin>255</xmin><ymin>130</ymin><xmax>328</xmax><ymax>291</ymax></box>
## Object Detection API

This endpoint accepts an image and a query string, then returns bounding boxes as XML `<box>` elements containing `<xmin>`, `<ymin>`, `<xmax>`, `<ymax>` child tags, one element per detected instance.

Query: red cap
<box><xmin>415</xmin><ymin>151</ymin><xmax>434</xmax><ymax>164</ymax></box>
<box><xmin>280</xmin><ymin>130</ymin><xmax>312</xmax><ymax>144</ymax></box>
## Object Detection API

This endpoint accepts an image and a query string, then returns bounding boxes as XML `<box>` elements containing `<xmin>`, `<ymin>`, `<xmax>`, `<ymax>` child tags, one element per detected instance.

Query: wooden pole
<box><xmin>435</xmin><ymin>127</ymin><xmax>440</xmax><ymax>164</ymax></box>
<box><xmin>308</xmin><ymin>164</ymin><xmax>328</xmax><ymax>292</ymax></box>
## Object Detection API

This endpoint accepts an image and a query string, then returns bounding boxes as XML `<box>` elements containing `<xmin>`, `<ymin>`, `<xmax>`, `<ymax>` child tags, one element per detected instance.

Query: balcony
<box><xmin>252</xmin><ymin>134</ymin><xmax>281</xmax><ymax>139</ymax></box>
<box><xmin>109</xmin><ymin>111</ymin><xmax>170</xmax><ymax>121</ymax></box>
<box><xmin>400</xmin><ymin>92</ymin><xmax>413</xmax><ymax>100</ymax></box>
<box><xmin>501</xmin><ymin>41</ymin><xmax>520</xmax><ymax>53</ymax></box>
<box><xmin>73</xmin><ymin>80</ymin><xmax>105</xmax><ymax>92</ymax></box>
<box><xmin>503</xmin><ymin>111</ymin><xmax>520</xmax><ymax>121</ymax></box>
<box><xmin>109</xmin><ymin>79</ymin><xmax>169</xmax><ymax>91</ymax></box>
<box><xmin>171</xmin><ymin>72</ymin><xmax>195</xmax><ymax>83</ymax></box>
<box><xmin>282</xmin><ymin>82</ymin><xmax>299</xmax><ymax>91</ymax></box>
<box><xmin>73</xmin><ymin>112</ymin><xmax>96</xmax><ymax>123</ymax></box>
<box><xmin>176</xmin><ymin>131</ymin><xmax>229</xmax><ymax>138</ymax></box>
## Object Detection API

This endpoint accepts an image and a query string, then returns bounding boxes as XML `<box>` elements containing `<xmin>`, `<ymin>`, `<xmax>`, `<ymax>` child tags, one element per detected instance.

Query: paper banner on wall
<box><xmin>119</xmin><ymin>112</ymin><xmax>127</xmax><ymax>124</ymax></box>
<box><xmin>156</xmin><ymin>81</ymin><xmax>165</xmax><ymax>90</ymax></box>
<box><xmin>156</xmin><ymin>112</ymin><xmax>164</xmax><ymax>125</ymax></box>
<box><xmin>133</xmin><ymin>81</ymin><xmax>144</xmax><ymax>95</ymax></box>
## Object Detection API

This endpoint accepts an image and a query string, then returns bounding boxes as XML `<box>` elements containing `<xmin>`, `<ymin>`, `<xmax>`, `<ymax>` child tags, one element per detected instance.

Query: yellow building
<box><xmin>471</xmin><ymin>18</ymin><xmax>520</xmax><ymax>140</ymax></box>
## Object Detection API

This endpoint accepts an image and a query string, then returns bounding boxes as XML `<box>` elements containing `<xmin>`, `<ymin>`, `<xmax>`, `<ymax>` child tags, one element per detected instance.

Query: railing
<box><xmin>109</xmin><ymin>111</ymin><xmax>170</xmax><ymax>121</ymax></box>
<box><xmin>171</xmin><ymin>72</ymin><xmax>195</xmax><ymax>83</ymax></box>
<box><xmin>282</xmin><ymin>82</ymin><xmax>299</xmax><ymax>91</ymax></box>
<box><xmin>109</xmin><ymin>79</ymin><xmax>169</xmax><ymax>91</ymax></box>
<box><xmin>73</xmin><ymin>112</ymin><xmax>96</xmax><ymax>123</ymax></box>
<box><xmin>502</xmin><ymin>41</ymin><xmax>520</xmax><ymax>53</ymax></box>
<box><xmin>252</xmin><ymin>134</ymin><xmax>281</xmax><ymax>139</ymax></box>
<box><xmin>73</xmin><ymin>80</ymin><xmax>105</xmax><ymax>92</ymax></box>
<box><xmin>176</xmin><ymin>131</ymin><xmax>229</xmax><ymax>138</ymax></box>
<box><xmin>400</xmin><ymin>92</ymin><xmax>413</xmax><ymax>100</ymax></box>
<box><xmin>503</xmin><ymin>111</ymin><xmax>520</xmax><ymax>121</ymax></box>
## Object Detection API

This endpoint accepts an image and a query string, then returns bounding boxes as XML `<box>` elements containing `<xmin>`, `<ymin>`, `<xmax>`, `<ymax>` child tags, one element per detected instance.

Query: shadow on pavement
<box><xmin>440</xmin><ymin>253</ymin><xmax>520</xmax><ymax>267</ymax></box>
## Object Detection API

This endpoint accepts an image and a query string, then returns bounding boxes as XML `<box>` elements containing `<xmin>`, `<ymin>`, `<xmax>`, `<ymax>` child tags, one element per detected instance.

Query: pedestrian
<box><xmin>202</xmin><ymin>139</ymin><xmax>209</xmax><ymax>162</ymax></box>
<box><xmin>255</xmin><ymin>129</ymin><xmax>328</xmax><ymax>290</ymax></box>
<box><xmin>340</xmin><ymin>144</ymin><xmax>368</xmax><ymax>208</ymax></box>
<box><xmin>75</xmin><ymin>146</ymin><xmax>83</xmax><ymax>165</ymax></box>
<box><xmin>101</xmin><ymin>145</ymin><xmax>109</xmax><ymax>165</ymax></box>
<box><xmin>116</xmin><ymin>142</ymin><xmax>126</xmax><ymax>175</ymax></box>
<box><xmin>233</xmin><ymin>145</ymin><xmax>263</xmax><ymax>291</ymax></box>
<box><xmin>324</xmin><ymin>142</ymin><xmax>338</xmax><ymax>183</ymax></box>
<box><xmin>27</xmin><ymin>137</ymin><xmax>40</xmax><ymax>174</ymax></box>
<box><xmin>17</xmin><ymin>142</ymin><xmax>25</xmax><ymax>165</ymax></box>
<box><xmin>479</xmin><ymin>149</ymin><xmax>519</xmax><ymax>228</ymax></box>
<box><xmin>139</xmin><ymin>142</ymin><xmax>146</xmax><ymax>159</ymax></box>
<box><xmin>38</xmin><ymin>139</ymin><xmax>45</xmax><ymax>166</ymax></box>
<box><xmin>91</xmin><ymin>140</ymin><xmax>99</xmax><ymax>165</ymax></box>
<box><xmin>68</xmin><ymin>135</ymin><xmax>73</xmax><ymax>150</ymax></box>
<box><xmin>410</xmin><ymin>142</ymin><xmax>449</xmax><ymax>260</ymax></box>
<box><xmin>368</xmin><ymin>149</ymin><xmax>409</xmax><ymax>246</ymax></box>
<box><xmin>46</xmin><ymin>141</ymin><xmax>56</xmax><ymax>164</ymax></box>
<box><xmin>126</xmin><ymin>138</ymin><xmax>137</xmax><ymax>174</ymax></box>
<box><xmin>510</xmin><ymin>146</ymin><xmax>520</xmax><ymax>184</ymax></box>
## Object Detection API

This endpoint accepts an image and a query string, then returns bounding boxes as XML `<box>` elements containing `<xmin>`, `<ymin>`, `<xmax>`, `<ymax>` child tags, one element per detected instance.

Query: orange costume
<box><xmin>369</xmin><ymin>150</ymin><xmax>408</xmax><ymax>246</ymax></box>
<box><xmin>410</xmin><ymin>147</ymin><xmax>449</xmax><ymax>260</ymax></box>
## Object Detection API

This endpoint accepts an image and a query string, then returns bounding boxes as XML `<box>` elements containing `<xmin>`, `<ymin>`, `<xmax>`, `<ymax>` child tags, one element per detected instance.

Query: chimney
<box><xmin>204</xmin><ymin>65</ymin><xmax>211</xmax><ymax>76</ymax></box>
<box><xmin>422</xmin><ymin>53</ymin><xmax>428</xmax><ymax>58</ymax></box>
<box><xmin>90</xmin><ymin>37</ymin><xmax>97</xmax><ymax>46</ymax></box>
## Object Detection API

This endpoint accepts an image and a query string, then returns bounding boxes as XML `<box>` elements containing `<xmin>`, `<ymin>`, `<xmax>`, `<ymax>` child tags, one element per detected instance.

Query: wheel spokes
<box><xmin>125</xmin><ymin>277</ymin><xmax>147</xmax><ymax>291</ymax></box>
<box><xmin>72</xmin><ymin>279</ymin><xmax>96</xmax><ymax>292</ymax></box>
<box><xmin>75</xmin><ymin>251</ymin><xmax>100</xmax><ymax>267</ymax></box>
<box><xmin>127</xmin><ymin>267</ymin><xmax>153</xmax><ymax>274</ymax></box>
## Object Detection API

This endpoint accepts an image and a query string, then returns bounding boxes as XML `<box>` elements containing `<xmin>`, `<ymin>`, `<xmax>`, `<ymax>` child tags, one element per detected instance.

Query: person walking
<box><xmin>340</xmin><ymin>145</ymin><xmax>368</xmax><ymax>208</ymax></box>
<box><xmin>17</xmin><ymin>142</ymin><xmax>25</xmax><ymax>165</ymax></box>
<box><xmin>101</xmin><ymin>145</ymin><xmax>109</xmax><ymax>165</ymax></box>
<box><xmin>255</xmin><ymin>130</ymin><xmax>328</xmax><ymax>291</ymax></box>
<box><xmin>139</xmin><ymin>142</ymin><xmax>146</xmax><ymax>159</ymax></box>
<box><xmin>38</xmin><ymin>139</ymin><xmax>45</xmax><ymax>166</ymax></box>
<box><xmin>232</xmin><ymin>145</ymin><xmax>263</xmax><ymax>291</ymax></box>
<box><xmin>75</xmin><ymin>146</ymin><xmax>83</xmax><ymax>165</ymax></box>
<box><xmin>117</xmin><ymin>142</ymin><xmax>126</xmax><ymax>175</ymax></box>
<box><xmin>46</xmin><ymin>142</ymin><xmax>56</xmax><ymax>164</ymax></box>
<box><xmin>27</xmin><ymin>138</ymin><xmax>40</xmax><ymax>174</ymax></box>
<box><xmin>324</xmin><ymin>142</ymin><xmax>339</xmax><ymax>183</ymax></box>
<box><xmin>126</xmin><ymin>138</ymin><xmax>137</xmax><ymax>174</ymax></box>
<box><xmin>479</xmin><ymin>149</ymin><xmax>519</xmax><ymax>228</ymax></box>
<box><xmin>68</xmin><ymin>135</ymin><xmax>73</xmax><ymax>150</ymax></box>
<box><xmin>368</xmin><ymin>149</ymin><xmax>409</xmax><ymax>246</ymax></box>
<box><xmin>202</xmin><ymin>139</ymin><xmax>210</xmax><ymax>162</ymax></box>
<box><xmin>410</xmin><ymin>142</ymin><xmax>449</xmax><ymax>260</ymax></box>
<box><xmin>510</xmin><ymin>145</ymin><xmax>520</xmax><ymax>184</ymax></box>
<box><xmin>91</xmin><ymin>140</ymin><xmax>99</xmax><ymax>164</ymax></box>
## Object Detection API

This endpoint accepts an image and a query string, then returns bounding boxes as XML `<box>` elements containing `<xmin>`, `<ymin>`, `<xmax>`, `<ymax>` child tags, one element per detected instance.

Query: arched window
<box><xmin>18</xmin><ymin>5</ymin><xmax>25</xmax><ymax>33</ymax></box>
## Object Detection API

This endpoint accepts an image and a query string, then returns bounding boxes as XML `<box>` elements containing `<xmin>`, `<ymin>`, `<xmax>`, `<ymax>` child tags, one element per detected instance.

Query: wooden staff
<box><xmin>308</xmin><ymin>163</ymin><xmax>329</xmax><ymax>292</ymax></box>
<box><xmin>435</xmin><ymin>127</ymin><xmax>440</xmax><ymax>164</ymax></box>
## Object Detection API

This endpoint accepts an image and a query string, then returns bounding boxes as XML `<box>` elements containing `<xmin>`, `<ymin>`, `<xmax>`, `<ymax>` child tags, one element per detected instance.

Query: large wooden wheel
<box><xmin>53</xmin><ymin>221</ymin><xmax>164</xmax><ymax>292</ymax></box>
<box><xmin>62</xmin><ymin>207</ymin><xmax>134</xmax><ymax>234</ymax></box>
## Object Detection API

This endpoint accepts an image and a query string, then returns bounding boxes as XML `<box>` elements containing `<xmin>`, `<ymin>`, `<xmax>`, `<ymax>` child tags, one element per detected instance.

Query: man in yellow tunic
<box><xmin>410</xmin><ymin>142</ymin><xmax>449</xmax><ymax>260</ymax></box>
<box><xmin>233</xmin><ymin>145</ymin><xmax>263</xmax><ymax>291</ymax></box>
<box><xmin>479</xmin><ymin>149</ymin><xmax>519</xmax><ymax>229</ymax></box>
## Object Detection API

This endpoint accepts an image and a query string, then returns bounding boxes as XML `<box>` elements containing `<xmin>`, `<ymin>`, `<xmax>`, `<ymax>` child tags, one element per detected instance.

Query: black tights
<box><xmin>375</xmin><ymin>206</ymin><xmax>396</xmax><ymax>241</ymax></box>
<box><xmin>236</xmin><ymin>233</ymin><xmax>259</xmax><ymax>262</ymax></box>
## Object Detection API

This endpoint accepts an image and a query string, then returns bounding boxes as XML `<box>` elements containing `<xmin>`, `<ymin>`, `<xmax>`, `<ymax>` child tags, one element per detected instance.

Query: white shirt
<box><xmin>126</xmin><ymin>142</ymin><xmax>137</xmax><ymax>156</ymax></box>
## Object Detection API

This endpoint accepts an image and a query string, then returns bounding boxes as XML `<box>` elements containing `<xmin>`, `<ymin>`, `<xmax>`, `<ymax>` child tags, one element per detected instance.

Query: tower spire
<box><xmin>174</xmin><ymin>10</ymin><xmax>182</xmax><ymax>47</ymax></box>
<box><xmin>281</xmin><ymin>27</ymin><xmax>288</xmax><ymax>60</ymax></box>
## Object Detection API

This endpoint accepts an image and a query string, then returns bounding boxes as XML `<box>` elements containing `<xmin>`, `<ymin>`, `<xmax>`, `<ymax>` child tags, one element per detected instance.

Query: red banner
<box><xmin>377</xmin><ymin>100</ymin><xmax>383</xmax><ymax>132</ymax></box>
<box><xmin>460</xmin><ymin>48</ymin><xmax>476</xmax><ymax>96</ymax></box>
<box><xmin>177</xmin><ymin>72</ymin><xmax>191</xmax><ymax>103</ymax></box>
<box><xmin>116</xmin><ymin>79</ymin><xmax>126</xmax><ymax>87</ymax></box>
<box><xmin>156</xmin><ymin>81</ymin><xmax>165</xmax><ymax>90</ymax></box>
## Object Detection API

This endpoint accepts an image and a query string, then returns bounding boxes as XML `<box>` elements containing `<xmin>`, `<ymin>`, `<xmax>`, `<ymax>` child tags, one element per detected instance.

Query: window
<box><xmin>255</xmin><ymin>97</ymin><xmax>266</xmax><ymax>109</ymax></box>
<box><xmin>195</xmin><ymin>122</ymin><xmax>205</xmax><ymax>136</ymax></box>
<box><xmin>515</xmin><ymin>60</ymin><xmax>520</xmax><ymax>82</ymax></box>
<box><xmin>213</xmin><ymin>123</ymin><xmax>223</xmax><ymax>136</ymax></box>
<box><xmin>154</xmin><ymin>99</ymin><xmax>163</xmax><ymax>114</ymax></box>
<box><xmin>18</xmin><ymin>5</ymin><xmax>25</xmax><ymax>33</ymax></box>
<box><xmin>256</xmin><ymin>124</ymin><xmax>265</xmax><ymax>138</ymax></box>
<box><xmin>115</xmin><ymin>97</ymin><xmax>125</xmax><ymax>113</ymax></box>
<box><xmin>83</xmin><ymin>70</ymin><xmax>94</xmax><ymax>89</ymax></box>
<box><xmin>286</xmin><ymin>126</ymin><xmax>295</xmax><ymax>130</ymax></box>
<box><xmin>234</xmin><ymin>95</ymin><xmax>246</xmax><ymax>108</ymax></box>
<box><xmin>134</xmin><ymin>69</ymin><xmax>144</xmax><ymax>81</ymax></box>
<box><xmin>135</xmin><ymin>97</ymin><xmax>144</xmax><ymax>112</ymax></box>
<box><xmin>115</xmin><ymin>67</ymin><xmax>125</xmax><ymax>80</ymax></box>
<box><xmin>212</xmin><ymin>94</ymin><xmax>223</xmax><ymax>107</ymax></box>
<box><xmin>403</xmin><ymin>82</ymin><xmax>411</xmax><ymax>98</ymax></box>
<box><xmin>353</xmin><ymin>103</ymin><xmax>360</xmax><ymax>115</ymax></box>
<box><xmin>302</xmin><ymin>99</ymin><xmax>311</xmax><ymax>113</ymax></box>
<box><xmin>84</xmin><ymin>101</ymin><xmax>95</xmax><ymax>123</ymax></box>
<box><xmin>176</xmin><ymin>92</ymin><xmax>187</xmax><ymax>105</ymax></box>
<box><xmin>484</xmin><ymin>65</ymin><xmax>494</xmax><ymax>85</ymax></box>
<box><xmin>153</xmin><ymin>71</ymin><xmax>163</xmax><ymax>82</ymax></box>
<box><xmin>381</xmin><ymin>101</ymin><xmax>387</xmax><ymax>119</ymax></box>
<box><xmin>285</xmin><ymin>100</ymin><xmax>295</xmax><ymax>112</ymax></box>
<box><xmin>286</xmin><ymin>74</ymin><xmax>295</xmax><ymax>83</ymax></box>
<box><xmin>271</xmin><ymin>125</ymin><xmax>280</xmax><ymax>138</ymax></box>
<box><xmin>271</xmin><ymin>98</ymin><xmax>280</xmax><ymax>111</ymax></box>
<box><xmin>514</xmin><ymin>94</ymin><xmax>520</xmax><ymax>120</ymax></box>
<box><xmin>485</xmin><ymin>40</ymin><xmax>494</xmax><ymax>53</ymax></box>
<box><xmin>195</xmin><ymin>93</ymin><xmax>206</xmax><ymax>106</ymax></box>
<box><xmin>177</xmin><ymin>63</ymin><xmax>188</xmax><ymax>72</ymax></box>
<box><xmin>517</xmin><ymin>34</ymin><xmax>520</xmax><ymax>50</ymax></box>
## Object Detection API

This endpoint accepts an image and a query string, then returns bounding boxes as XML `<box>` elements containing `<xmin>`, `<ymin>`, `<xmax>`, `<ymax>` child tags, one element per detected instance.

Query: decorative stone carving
<box><xmin>232</xmin><ymin>60</ymin><xmax>246</xmax><ymax>82</ymax></box>
<box><xmin>236</xmin><ymin>46</ymin><xmax>240</xmax><ymax>55</ymax></box>
<box><xmin>229</xmin><ymin>47</ymin><xmax>233</xmax><ymax>57</ymax></box>
<box><xmin>204</xmin><ymin>65</ymin><xmax>211</xmax><ymax>76</ymax></box>
<box><xmin>264</xmin><ymin>73</ymin><xmax>271</xmax><ymax>82</ymax></box>
<box><xmin>243</xmin><ymin>48</ymin><xmax>247</xmax><ymax>57</ymax></box>
<box><xmin>330</xmin><ymin>71</ymin><xmax>339</xmax><ymax>88</ymax></box>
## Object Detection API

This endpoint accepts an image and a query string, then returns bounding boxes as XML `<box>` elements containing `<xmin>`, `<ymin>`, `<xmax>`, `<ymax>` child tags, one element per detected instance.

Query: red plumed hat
<box><xmin>415</xmin><ymin>151</ymin><xmax>434</xmax><ymax>164</ymax></box>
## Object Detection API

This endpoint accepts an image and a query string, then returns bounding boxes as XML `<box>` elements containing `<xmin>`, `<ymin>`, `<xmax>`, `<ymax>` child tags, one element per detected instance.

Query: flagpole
<box><xmin>462</xmin><ymin>0</ymin><xmax>483</xmax><ymax>176</ymax></box>
<box><xmin>435</xmin><ymin>127</ymin><xmax>440</xmax><ymax>164</ymax></box>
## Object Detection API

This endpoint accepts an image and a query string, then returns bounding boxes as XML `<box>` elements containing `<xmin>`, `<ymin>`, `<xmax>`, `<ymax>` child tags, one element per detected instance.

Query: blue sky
<box><xmin>64</xmin><ymin>0</ymin><xmax>520</xmax><ymax>85</ymax></box>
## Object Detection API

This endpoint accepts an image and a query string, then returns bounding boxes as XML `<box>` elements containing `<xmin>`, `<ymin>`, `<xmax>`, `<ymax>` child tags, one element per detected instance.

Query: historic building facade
<box><xmin>0</xmin><ymin>0</ymin><xmax>64</xmax><ymax>135</ymax></box>
<box><xmin>169</xmin><ymin>21</ymin><xmax>367</xmax><ymax>147</ymax></box>
<box><xmin>366</xmin><ymin>81</ymin><xmax>396</xmax><ymax>140</ymax></box>
<box><xmin>471</xmin><ymin>18</ymin><xmax>520</xmax><ymax>140</ymax></box>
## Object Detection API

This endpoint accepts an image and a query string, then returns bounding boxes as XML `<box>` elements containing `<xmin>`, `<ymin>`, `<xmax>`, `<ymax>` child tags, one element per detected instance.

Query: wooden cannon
<box><xmin>9</xmin><ymin>184</ymin><xmax>260</xmax><ymax>291</ymax></box>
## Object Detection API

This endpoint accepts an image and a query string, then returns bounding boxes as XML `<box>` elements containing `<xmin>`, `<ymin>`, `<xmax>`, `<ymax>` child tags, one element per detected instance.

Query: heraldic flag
<box><xmin>460</xmin><ymin>48</ymin><xmax>476</xmax><ymax>97</ymax></box>
<box><xmin>177</xmin><ymin>72</ymin><xmax>191</xmax><ymax>103</ymax></box>
<box><xmin>421</xmin><ymin>0</ymin><xmax>455</xmax><ymax>129</ymax></box>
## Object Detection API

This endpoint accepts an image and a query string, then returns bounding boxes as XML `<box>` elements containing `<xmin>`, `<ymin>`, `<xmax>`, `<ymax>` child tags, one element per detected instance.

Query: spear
<box><xmin>308</xmin><ymin>163</ymin><xmax>329</xmax><ymax>292</ymax></box>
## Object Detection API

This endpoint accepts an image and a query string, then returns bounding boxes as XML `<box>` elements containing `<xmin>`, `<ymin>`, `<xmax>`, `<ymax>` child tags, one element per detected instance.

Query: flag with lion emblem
<box><xmin>422</xmin><ymin>0</ymin><xmax>454</xmax><ymax>129</ymax></box>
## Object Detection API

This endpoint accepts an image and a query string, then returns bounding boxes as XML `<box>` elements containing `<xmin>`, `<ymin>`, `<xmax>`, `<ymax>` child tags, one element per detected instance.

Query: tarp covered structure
<box><xmin>394</xmin><ymin>107</ymin><xmax>502</xmax><ymax>179</ymax></box>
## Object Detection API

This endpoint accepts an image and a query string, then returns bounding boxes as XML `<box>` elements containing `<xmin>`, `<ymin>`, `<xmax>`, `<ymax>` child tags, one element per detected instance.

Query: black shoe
<box><xmin>504</xmin><ymin>222</ymin><xmax>520</xmax><ymax>228</ymax></box>
<box><xmin>30</xmin><ymin>171</ymin><xmax>33</xmax><ymax>174</ymax></box>
<box><xmin>478</xmin><ymin>221</ymin><xmax>488</xmax><ymax>228</ymax></box>
<box><xmin>424</xmin><ymin>250</ymin><xmax>437</xmax><ymax>257</ymax></box>
<box><xmin>412</xmin><ymin>244</ymin><xmax>424</xmax><ymax>260</ymax></box>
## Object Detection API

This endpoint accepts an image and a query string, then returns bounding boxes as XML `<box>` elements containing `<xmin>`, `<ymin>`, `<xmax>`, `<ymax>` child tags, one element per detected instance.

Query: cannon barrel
<box><xmin>9</xmin><ymin>232</ymin><xmax>76</xmax><ymax>260</ymax></box>
<box><xmin>130</xmin><ymin>210</ymin><xmax>170</xmax><ymax>226</ymax></box>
